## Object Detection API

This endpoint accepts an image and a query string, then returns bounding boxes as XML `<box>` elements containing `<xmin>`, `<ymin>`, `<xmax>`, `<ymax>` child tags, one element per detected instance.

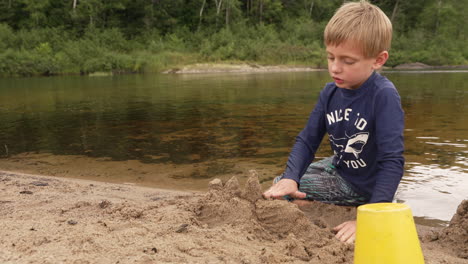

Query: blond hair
<box><xmin>324</xmin><ymin>0</ymin><xmax>392</xmax><ymax>58</ymax></box>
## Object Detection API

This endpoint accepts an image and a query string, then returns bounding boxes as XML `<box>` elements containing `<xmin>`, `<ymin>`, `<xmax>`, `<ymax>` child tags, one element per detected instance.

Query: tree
<box><xmin>20</xmin><ymin>0</ymin><xmax>50</xmax><ymax>27</ymax></box>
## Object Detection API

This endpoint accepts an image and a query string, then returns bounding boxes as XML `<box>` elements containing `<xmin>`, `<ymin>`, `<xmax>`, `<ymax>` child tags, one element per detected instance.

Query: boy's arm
<box><xmin>370</xmin><ymin>87</ymin><xmax>405</xmax><ymax>203</ymax></box>
<box><xmin>281</xmin><ymin>93</ymin><xmax>327</xmax><ymax>185</ymax></box>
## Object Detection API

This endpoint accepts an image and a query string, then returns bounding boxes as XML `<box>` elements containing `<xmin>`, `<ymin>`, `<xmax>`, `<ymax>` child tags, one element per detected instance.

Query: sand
<box><xmin>0</xmin><ymin>152</ymin><xmax>281</xmax><ymax>193</ymax></box>
<box><xmin>163</xmin><ymin>63</ymin><xmax>322</xmax><ymax>74</ymax></box>
<box><xmin>1</xmin><ymin>170</ymin><xmax>467</xmax><ymax>264</ymax></box>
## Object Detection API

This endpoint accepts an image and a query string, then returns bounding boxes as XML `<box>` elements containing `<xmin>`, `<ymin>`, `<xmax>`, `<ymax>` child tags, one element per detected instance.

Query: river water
<box><xmin>0</xmin><ymin>71</ymin><xmax>466</xmax><ymax>225</ymax></box>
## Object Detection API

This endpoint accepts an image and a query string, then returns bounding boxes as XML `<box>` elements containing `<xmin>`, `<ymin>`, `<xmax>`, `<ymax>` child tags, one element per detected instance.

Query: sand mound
<box><xmin>393</xmin><ymin>62</ymin><xmax>432</xmax><ymax>70</ymax></box>
<box><xmin>298</xmin><ymin>201</ymin><xmax>356</xmax><ymax>230</ymax></box>
<box><xmin>196</xmin><ymin>171</ymin><xmax>353</xmax><ymax>263</ymax></box>
<box><xmin>436</xmin><ymin>200</ymin><xmax>468</xmax><ymax>259</ymax></box>
<box><xmin>2</xmin><ymin>170</ymin><xmax>468</xmax><ymax>263</ymax></box>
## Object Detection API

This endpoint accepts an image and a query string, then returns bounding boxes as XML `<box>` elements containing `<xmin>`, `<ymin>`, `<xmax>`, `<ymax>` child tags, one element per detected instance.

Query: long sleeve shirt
<box><xmin>282</xmin><ymin>71</ymin><xmax>405</xmax><ymax>203</ymax></box>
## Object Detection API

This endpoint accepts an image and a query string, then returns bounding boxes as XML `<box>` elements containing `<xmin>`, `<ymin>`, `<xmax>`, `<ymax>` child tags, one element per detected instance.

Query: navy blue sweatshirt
<box><xmin>283</xmin><ymin>71</ymin><xmax>404</xmax><ymax>203</ymax></box>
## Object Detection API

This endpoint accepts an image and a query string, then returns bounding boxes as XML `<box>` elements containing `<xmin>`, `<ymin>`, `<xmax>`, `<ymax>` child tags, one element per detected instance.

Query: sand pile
<box><xmin>432</xmin><ymin>200</ymin><xmax>468</xmax><ymax>259</ymax></box>
<box><xmin>1</xmin><ymin>170</ymin><xmax>468</xmax><ymax>264</ymax></box>
<box><xmin>196</xmin><ymin>171</ymin><xmax>353</xmax><ymax>263</ymax></box>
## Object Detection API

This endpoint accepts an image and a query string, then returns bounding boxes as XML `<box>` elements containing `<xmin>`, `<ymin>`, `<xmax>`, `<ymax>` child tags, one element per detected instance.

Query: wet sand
<box><xmin>0</xmin><ymin>152</ymin><xmax>281</xmax><ymax>192</ymax></box>
<box><xmin>0</xmin><ymin>152</ymin><xmax>462</xmax><ymax>227</ymax></box>
<box><xmin>163</xmin><ymin>63</ymin><xmax>323</xmax><ymax>74</ymax></box>
<box><xmin>1</xmin><ymin>170</ymin><xmax>467</xmax><ymax>264</ymax></box>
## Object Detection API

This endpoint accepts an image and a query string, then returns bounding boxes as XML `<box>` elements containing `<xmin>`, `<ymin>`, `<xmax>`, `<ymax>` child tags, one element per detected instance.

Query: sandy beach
<box><xmin>1</xmin><ymin>170</ymin><xmax>467</xmax><ymax>264</ymax></box>
<box><xmin>162</xmin><ymin>63</ymin><xmax>323</xmax><ymax>74</ymax></box>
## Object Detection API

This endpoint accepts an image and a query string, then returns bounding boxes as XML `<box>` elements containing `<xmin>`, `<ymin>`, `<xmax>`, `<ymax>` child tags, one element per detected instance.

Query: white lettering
<box><xmin>356</xmin><ymin>118</ymin><xmax>367</xmax><ymax>130</ymax></box>
<box><xmin>336</xmin><ymin>109</ymin><xmax>343</xmax><ymax>122</ymax></box>
<box><xmin>344</xmin><ymin>108</ymin><xmax>352</xmax><ymax>121</ymax></box>
<box><xmin>342</xmin><ymin>158</ymin><xmax>367</xmax><ymax>169</ymax></box>
<box><xmin>327</xmin><ymin>113</ymin><xmax>335</xmax><ymax>125</ymax></box>
<box><xmin>343</xmin><ymin>160</ymin><xmax>350</xmax><ymax>168</ymax></box>
<box><xmin>357</xmin><ymin>158</ymin><xmax>367</xmax><ymax>167</ymax></box>
<box><xmin>327</xmin><ymin>109</ymin><xmax>364</xmax><ymax>127</ymax></box>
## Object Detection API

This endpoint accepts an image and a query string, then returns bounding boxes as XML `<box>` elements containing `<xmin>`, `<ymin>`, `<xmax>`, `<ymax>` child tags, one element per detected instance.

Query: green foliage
<box><xmin>0</xmin><ymin>23</ymin><xmax>14</xmax><ymax>50</ymax></box>
<box><xmin>0</xmin><ymin>48</ymin><xmax>58</xmax><ymax>76</ymax></box>
<box><xmin>0</xmin><ymin>0</ymin><xmax>466</xmax><ymax>76</ymax></box>
<box><xmin>279</xmin><ymin>17</ymin><xmax>324</xmax><ymax>44</ymax></box>
<box><xmin>19</xmin><ymin>0</ymin><xmax>51</xmax><ymax>28</ymax></box>
<box><xmin>83</xmin><ymin>27</ymin><xmax>131</xmax><ymax>52</ymax></box>
<box><xmin>196</xmin><ymin>21</ymin><xmax>325</xmax><ymax>65</ymax></box>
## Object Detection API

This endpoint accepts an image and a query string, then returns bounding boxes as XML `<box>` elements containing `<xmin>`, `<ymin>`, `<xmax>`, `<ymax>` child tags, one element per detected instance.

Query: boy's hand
<box><xmin>263</xmin><ymin>179</ymin><xmax>306</xmax><ymax>199</ymax></box>
<box><xmin>333</xmin><ymin>220</ymin><xmax>356</xmax><ymax>243</ymax></box>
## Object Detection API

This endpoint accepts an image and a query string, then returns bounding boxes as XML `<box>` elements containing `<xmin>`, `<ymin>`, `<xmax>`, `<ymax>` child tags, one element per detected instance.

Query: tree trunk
<box><xmin>391</xmin><ymin>0</ymin><xmax>399</xmax><ymax>24</ymax></box>
<box><xmin>73</xmin><ymin>0</ymin><xmax>77</xmax><ymax>9</ymax></box>
<box><xmin>215</xmin><ymin>0</ymin><xmax>223</xmax><ymax>16</ymax></box>
<box><xmin>435</xmin><ymin>0</ymin><xmax>442</xmax><ymax>34</ymax></box>
<box><xmin>309</xmin><ymin>1</ymin><xmax>314</xmax><ymax>18</ymax></box>
<box><xmin>214</xmin><ymin>0</ymin><xmax>223</xmax><ymax>27</ymax></box>
<box><xmin>226</xmin><ymin>2</ymin><xmax>229</xmax><ymax>28</ymax></box>
<box><xmin>149</xmin><ymin>0</ymin><xmax>155</xmax><ymax>28</ymax></box>
<box><xmin>259</xmin><ymin>0</ymin><xmax>263</xmax><ymax>23</ymax></box>
<box><xmin>198</xmin><ymin>0</ymin><xmax>206</xmax><ymax>31</ymax></box>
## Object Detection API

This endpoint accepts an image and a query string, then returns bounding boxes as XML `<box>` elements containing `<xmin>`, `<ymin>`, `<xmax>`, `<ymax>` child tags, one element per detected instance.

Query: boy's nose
<box><xmin>330</xmin><ymin>61</ymin><xmax>342</xmax><ymax>73</ymax></box>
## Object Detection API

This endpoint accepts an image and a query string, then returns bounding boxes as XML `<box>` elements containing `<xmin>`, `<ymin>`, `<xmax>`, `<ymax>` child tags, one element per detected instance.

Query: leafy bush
<box><xmin>84</xmin><ymin>27</ymin><xmax>131</xmax><ymax>52</ymax></box>
<box><xmin>0</xmin><ymin>48</ymin><xmax>57</xmax><ymax>76</ymax></box>
<box><xmin>0</xmin><ymin>23</ymin><xmax>14</xmax><ymax>50</ymax></box>
<box><xmin>0</xmin><ymin>15</ymin><xmax>466</xmax><ymax>76</ymax></box>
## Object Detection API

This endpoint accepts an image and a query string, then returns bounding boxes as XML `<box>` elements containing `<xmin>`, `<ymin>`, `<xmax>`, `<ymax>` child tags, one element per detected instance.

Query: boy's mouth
<box><xmin>333</xmin><ymin>77</ymin><xmax>344</xmax><ymax>84</ymax></box>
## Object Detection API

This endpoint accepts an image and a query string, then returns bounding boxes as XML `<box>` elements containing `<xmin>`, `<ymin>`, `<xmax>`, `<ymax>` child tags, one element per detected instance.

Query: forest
<box><xmin>0</xmin><ymin>0</ymin><xmax>466</xmax><ymax>76</ymax></box>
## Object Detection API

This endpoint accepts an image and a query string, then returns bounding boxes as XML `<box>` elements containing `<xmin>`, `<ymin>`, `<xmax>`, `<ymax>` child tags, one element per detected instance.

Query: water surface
<box><xmin>0</xmin><ymin>71</ymin><xmax>466</xmax><ymax>225</ymax></box>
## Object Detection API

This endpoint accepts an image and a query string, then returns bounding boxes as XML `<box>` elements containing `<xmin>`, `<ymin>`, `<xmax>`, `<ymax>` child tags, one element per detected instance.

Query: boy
<box><xmin>263</xmin><ymin>0</ymin><xmax>404</xmax><ymax>244</ymax></box>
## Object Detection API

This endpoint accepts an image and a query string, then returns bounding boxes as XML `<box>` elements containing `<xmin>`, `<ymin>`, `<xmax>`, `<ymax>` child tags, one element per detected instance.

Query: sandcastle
<box><xmin>195</xmin><ymin>171</ymin><xmax>353</xmax><ymax>262</ymax></box>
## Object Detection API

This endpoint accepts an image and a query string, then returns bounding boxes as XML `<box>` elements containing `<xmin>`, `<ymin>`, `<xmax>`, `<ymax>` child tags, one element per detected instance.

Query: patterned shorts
<box><xmin>275</xmin><ymin>156</ymin><xmax>368</xmax><ymax>206</ymax></box>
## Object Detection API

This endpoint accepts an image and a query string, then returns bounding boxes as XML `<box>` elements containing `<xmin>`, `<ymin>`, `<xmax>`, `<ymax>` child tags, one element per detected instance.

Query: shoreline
<box><xmin>3</xmin><ymin>62</ymin><xmax>468</xmax><ymax>78</ymax></box>
<box><xmin>0</xmin><ymin>152</ymin><xmax>456</xmax><ymax>227</ymax></box>
<box><xmin>162</xmin><ymin>63</ymin><xmax>324</xmax><ymax>74</ymax></box>
<box><xmin>161</xmin><ymin>62</ymin><xmax>468</xmax><ymax>75</ymax></box>
<box><xmin>1</xmin><ymin>170</ymin><xmax>467</xmax><ymax>263</ymax></box>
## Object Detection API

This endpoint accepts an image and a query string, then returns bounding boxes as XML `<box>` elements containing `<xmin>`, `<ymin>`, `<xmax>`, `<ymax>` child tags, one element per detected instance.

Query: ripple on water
<box><xmin>397</xmin><ymin>163</ymin><xmax>468</xmax><ymax>222</ymax></box>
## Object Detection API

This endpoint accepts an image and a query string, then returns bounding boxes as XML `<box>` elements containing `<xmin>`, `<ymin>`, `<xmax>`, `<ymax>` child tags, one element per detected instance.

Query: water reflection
<box><xmin>0</xmin><ymin>71</ymin><xmax>467</xmax><ymax>224</ymax></box>
<box><xmin>397</xmin><ymin>163</ymin><xmax>467</xmax><ymax>223</ymax></box>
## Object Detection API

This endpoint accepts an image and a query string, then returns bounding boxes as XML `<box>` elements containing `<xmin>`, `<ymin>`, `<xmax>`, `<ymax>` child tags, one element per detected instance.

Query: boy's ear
<box><xmin>372</xmin><ymin>51</ymin><xmax>389</xmax><ymax>70</ymax></box>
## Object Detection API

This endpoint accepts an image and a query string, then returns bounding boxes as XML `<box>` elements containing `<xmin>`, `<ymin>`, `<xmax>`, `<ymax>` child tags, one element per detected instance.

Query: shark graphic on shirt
<box><xmin>329</xmin><ymin>132</ymin><xmax>369</xmax><ymax>159</ymax></box>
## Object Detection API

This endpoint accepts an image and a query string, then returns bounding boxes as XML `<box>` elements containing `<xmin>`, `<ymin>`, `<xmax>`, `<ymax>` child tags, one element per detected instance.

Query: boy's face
<box><xmin>326</xmin><ymin>41</ymin><xmax>388</xmax><ymax>90</ymax></box>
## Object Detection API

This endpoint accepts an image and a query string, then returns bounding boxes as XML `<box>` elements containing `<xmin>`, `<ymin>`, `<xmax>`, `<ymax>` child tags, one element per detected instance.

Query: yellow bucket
<box><xmin>354</xmin><ymin>203</ymin><xmax>425</xmax><ymax>264</ymax></box>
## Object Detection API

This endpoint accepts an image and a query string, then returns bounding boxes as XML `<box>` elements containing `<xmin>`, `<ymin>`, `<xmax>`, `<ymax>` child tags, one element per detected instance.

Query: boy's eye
<box><xmin>327</xmin><ymin>57</ymin><xmax>335</xmax><ymax>61</ymax></box>
<box><xmin>344</xmin><ymin>59</ymin><xmax>356</xmax><ymax>65</ymax></box>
